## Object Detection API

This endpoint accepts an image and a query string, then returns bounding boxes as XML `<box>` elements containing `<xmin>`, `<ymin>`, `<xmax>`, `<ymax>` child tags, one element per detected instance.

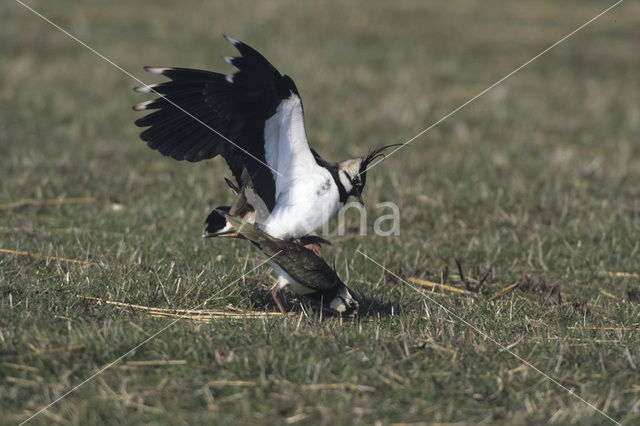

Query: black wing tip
<box><xmin>132</xmin><ymin>100</ymin><xmax>154</xmax><ymax>111</ymax></box>
<box><xmin>132</xmin><ymin>67</ymin><xmax>171</xmax><ymax>97</ymax></box>
<box><xmin>132</xmin><ymin>84</ymin><xmax>157</xmax><ymax>94</ymax></box>
<box><xmin>223</xmin><ymin>34</ymin><xmax>240</xmax><ymax>46</ymax></box>
<box><xmin>144</xmin><ymin>66</ymin><xmax>173</xmax><ymax>75</ymax></box>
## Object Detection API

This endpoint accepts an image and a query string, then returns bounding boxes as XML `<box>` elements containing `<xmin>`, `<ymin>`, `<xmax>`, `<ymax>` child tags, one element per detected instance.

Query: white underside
<box><xmin>270</xmin><ymin>261</ymin><xmax>315</xmax><ymax>295</ymax></box>
<box><xmin>212</xmin><ymin>221</ymin><xmax>233</xmax><ymax>235</ymax></box>
<box><xmin>271</xmin><ymin>261</ymin><xmax>349</xmax><ymax>312</ymax></box>
<box><xmin>262</xmin><ymin>168</ymin><xmax>342</xmax><ymax>239</ymax></box>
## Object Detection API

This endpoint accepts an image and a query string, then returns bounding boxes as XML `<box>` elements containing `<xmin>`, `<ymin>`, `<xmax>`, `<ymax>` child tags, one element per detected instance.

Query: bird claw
<box><xmin>303</xmin><ymin>242</ymin><xmax>322</xmax><ymax>258</ymax></box>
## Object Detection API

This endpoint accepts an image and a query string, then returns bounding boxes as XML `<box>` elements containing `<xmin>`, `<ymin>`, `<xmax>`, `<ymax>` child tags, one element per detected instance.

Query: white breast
<box><xmin>262</xmin><ymin>167</ymin><xmax>342</xmax><ymax>239</ymax></box>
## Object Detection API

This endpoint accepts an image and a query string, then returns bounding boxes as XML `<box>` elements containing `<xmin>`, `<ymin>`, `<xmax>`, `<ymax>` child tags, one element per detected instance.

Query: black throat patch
<box><xmin>310</xmin><ymin>149</ymin><xmax>349</xmax><ymax>204</ymax></box>
<box><xmin>328</xmin><ymin>167</ymin><xmax>349</xmax><ymax>204</ymax></box>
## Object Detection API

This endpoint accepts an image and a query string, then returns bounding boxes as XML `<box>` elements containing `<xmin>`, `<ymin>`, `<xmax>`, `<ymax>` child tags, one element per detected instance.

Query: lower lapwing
<box><xmin>223</xmin><ymin>210</ymin><xmax>359</xmax><ymax>316</ymax></box>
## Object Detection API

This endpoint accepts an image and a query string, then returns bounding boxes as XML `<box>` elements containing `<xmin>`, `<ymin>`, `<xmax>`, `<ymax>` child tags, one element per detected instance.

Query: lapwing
<box><xmin>133</xmin><ymin>35</ymin><xmax>398</xmax><ymax>241</ymax></box>
<box><xmin>222</xmin><ymin>209</ymin><xmax>359</xmax><ymax>316</ymax></box>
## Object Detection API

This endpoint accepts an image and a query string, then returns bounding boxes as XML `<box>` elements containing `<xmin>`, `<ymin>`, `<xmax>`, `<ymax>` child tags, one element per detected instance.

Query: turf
<box><xmin>1</xmin><ymin>0</ymin><xmax>639</xmax><ymax>424</ymax></box>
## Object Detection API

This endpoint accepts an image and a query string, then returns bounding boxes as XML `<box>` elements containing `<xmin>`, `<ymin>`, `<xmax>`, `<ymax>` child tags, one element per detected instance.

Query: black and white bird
<box><xmin>223</xmin><ymin>210</ymin><xmax>358</xmax><ymax>316</ymax></box>
<box><xmin>133</xmin><ymin>35</ymin><xmax>396</xmax><ymax>240</ymax></box>
<box><xmin>133</xmin><ymin>35</ymin><xmax>393</xmax><ymax>312</ymax></box>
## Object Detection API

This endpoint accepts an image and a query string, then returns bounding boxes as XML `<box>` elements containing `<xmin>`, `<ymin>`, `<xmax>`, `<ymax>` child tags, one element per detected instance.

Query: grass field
<box><xmin>2</xmin><ymin>0</ymin><xmax>640</xmax><ymax>424</ymax></box>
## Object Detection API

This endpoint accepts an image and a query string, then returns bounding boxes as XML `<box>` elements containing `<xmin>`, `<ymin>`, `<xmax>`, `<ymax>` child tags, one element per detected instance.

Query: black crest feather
<box><xmin>360</xmin><ymin>143</ymin><xmax>403</xmax><ymax>172</ymax></box>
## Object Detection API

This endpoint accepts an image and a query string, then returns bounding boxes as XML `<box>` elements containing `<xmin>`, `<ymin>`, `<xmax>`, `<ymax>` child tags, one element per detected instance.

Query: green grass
<box><xmin>2</xmin><ymin>0</ymin><xmax>640</xmax><ymax>424</ymax></box>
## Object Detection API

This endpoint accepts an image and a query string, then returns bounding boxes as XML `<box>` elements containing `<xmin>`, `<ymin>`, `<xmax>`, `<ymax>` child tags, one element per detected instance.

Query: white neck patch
<box><xmin>337</xmin><ymin>158</ymin><xmax>361</xmax><ymax>193</ymax></box>
<box><xmin>339</xmin><ymin>170</ymin><xmax>353</xmax><ymax>193</ymax></box>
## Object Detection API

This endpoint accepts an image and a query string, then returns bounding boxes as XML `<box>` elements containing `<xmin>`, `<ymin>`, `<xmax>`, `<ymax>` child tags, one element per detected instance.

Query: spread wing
<box><xmin>133</xmin><ymin>35</ymin><xmax>318</xmax><ymax>211</ymax></box>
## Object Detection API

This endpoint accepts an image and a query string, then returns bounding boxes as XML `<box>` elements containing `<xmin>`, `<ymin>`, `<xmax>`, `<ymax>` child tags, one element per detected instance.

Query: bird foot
<box><xmin>303</xmin><ymin>243</ymin><xmax>322</xmax><ymax>258</ymax></box>
<box><xmin>271</xmin><ymin>286</ymin><xmax>288</xmax><ymax>316</ymax></box>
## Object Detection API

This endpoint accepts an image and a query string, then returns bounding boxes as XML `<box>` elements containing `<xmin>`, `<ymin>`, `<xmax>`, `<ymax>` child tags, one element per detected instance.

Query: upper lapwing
<box><xmin>133</xmin><ymin>35</ymin><xmax>398</xmax><ymax>241</ymax></box>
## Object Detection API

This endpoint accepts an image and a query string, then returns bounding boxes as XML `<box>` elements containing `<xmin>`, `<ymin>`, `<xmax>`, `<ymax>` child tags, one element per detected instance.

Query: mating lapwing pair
<box><xmin>133</xmin><ymin>35</ymin><xmax>395</xmax><ymax>316</ymax></box>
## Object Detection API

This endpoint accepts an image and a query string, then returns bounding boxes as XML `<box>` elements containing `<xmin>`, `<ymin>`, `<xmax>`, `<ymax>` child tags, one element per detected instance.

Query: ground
<box><xmin>1</xmin><ymin>0</ymin><xmax>639</xmax><ymax>424</ymax></box>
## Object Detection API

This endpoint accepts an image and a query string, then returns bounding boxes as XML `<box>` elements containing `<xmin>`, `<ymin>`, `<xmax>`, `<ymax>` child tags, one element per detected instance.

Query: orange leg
<box><xmin>271</xmin><ymin>286</ymin><xmax>287</xmax><ymax>315</ymax></box>
<box><xmin>303</xmin><ymin>243</ymin><xmax>322</xmax><ymax>258</ymax></box>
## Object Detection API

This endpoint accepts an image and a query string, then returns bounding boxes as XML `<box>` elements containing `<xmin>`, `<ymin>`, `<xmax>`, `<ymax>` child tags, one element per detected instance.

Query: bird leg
<box><xmin>271</xmin><ymin>285</ymin><xmax>287</xmax><ymax>315</ymax></box>
<box><xmin>303</xmin><ymin>242</ymin><xmax>322</xmax><ymax>258</ymax></box>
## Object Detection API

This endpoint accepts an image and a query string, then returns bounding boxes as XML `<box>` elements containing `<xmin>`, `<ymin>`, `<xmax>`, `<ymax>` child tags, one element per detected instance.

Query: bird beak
<box><xmin>219</xmin><ymin>232</ymin><xmax>240</xmax><ymax>238</ymax></box>
<box><xmin>202</xmin><ymin>231</ymin><xmax>240</xmax><ymax>239</ymax></box>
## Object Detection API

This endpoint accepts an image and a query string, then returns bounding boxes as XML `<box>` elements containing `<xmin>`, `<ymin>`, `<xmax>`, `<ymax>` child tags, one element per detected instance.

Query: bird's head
<box><xmin>337</xmin><ymin>144</ymin><xmax>401</xmax><ymax>204</ymax></box>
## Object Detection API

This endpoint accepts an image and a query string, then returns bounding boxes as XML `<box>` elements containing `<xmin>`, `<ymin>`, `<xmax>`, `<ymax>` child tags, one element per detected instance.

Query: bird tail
<box><xmin>328</xmin><ymin>283</ymin><xmax>359</xmax><ymax>317</ymax></box>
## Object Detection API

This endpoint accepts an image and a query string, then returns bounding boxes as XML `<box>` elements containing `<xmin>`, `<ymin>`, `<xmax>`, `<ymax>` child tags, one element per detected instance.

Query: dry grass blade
<box><xmin>533</xmin><ymin>337</ymin><xmax>622</xmax><ymax>345</ymax></box>
<box><xmin>207</xmin><ymin>380</ymin><xmax>374</xmax><ymax>392</ymax></box>
<box><xmin>6</xmin><ymin>376</ymin><xmax>41</xmax><ymax>388</ymax></box>
<box><xmin>407</xmin><ymin>277</ymin><xmax>475</xmax><ymax>296</ymax></box>
<box><xmin>2</xmin><ymin>363</ymin><xmax>39</xmax><ymax>372</ymax></box>
<box><xmin>300</xmin><ymin>383</ymin><xmax>376</xmax><ymax>392</ymax></box>
<box><xmin>80</xmin><ymin>295</ymin><xmax>291</xmax><ymax>319</ymax></box>
<box><xmin>599</xmin><ymin>289</ymin><xmax>617</xmax><ymax>299</ymax></box>
<box><xmin>601</xmin><ymin>271</ymin><xmax>640</xmax><ymax>279</ymax></box>
<box><xmin>568</xmin><ymin>326</ymin><xmax>638</xmax><ymax>332</ymax></box>
<box><xmin>209</xmin><ymin>380</ymin><xmax>257</xmax><ymax>387</ymax></box>
<box><xmin>0</xmin><ymin>197</ymin><xmax>96</xmax><ymax>210</ymax></box>
<box><xmin>0</xmin><ymin>248</ymin><xmax>105</xmax><ymax>267</ymax></box>
<box><xmin>487</xmin><ymin>282</ymin><xmax>519</xmax><ymax>302</ymax></box>
<box><xmin>147</xmin><ymin>312</ymin><xmax>284</xmax><ymax>321</ymax></box>
<box><xmin>119</xmin><ymin>360</ymin><xmax>186</xmax><ymax>368</ymax></box>
<box><xmin>0</xmin><ymin>225</ymin><xmax>125</xmax><ymax>237</ymax></box>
